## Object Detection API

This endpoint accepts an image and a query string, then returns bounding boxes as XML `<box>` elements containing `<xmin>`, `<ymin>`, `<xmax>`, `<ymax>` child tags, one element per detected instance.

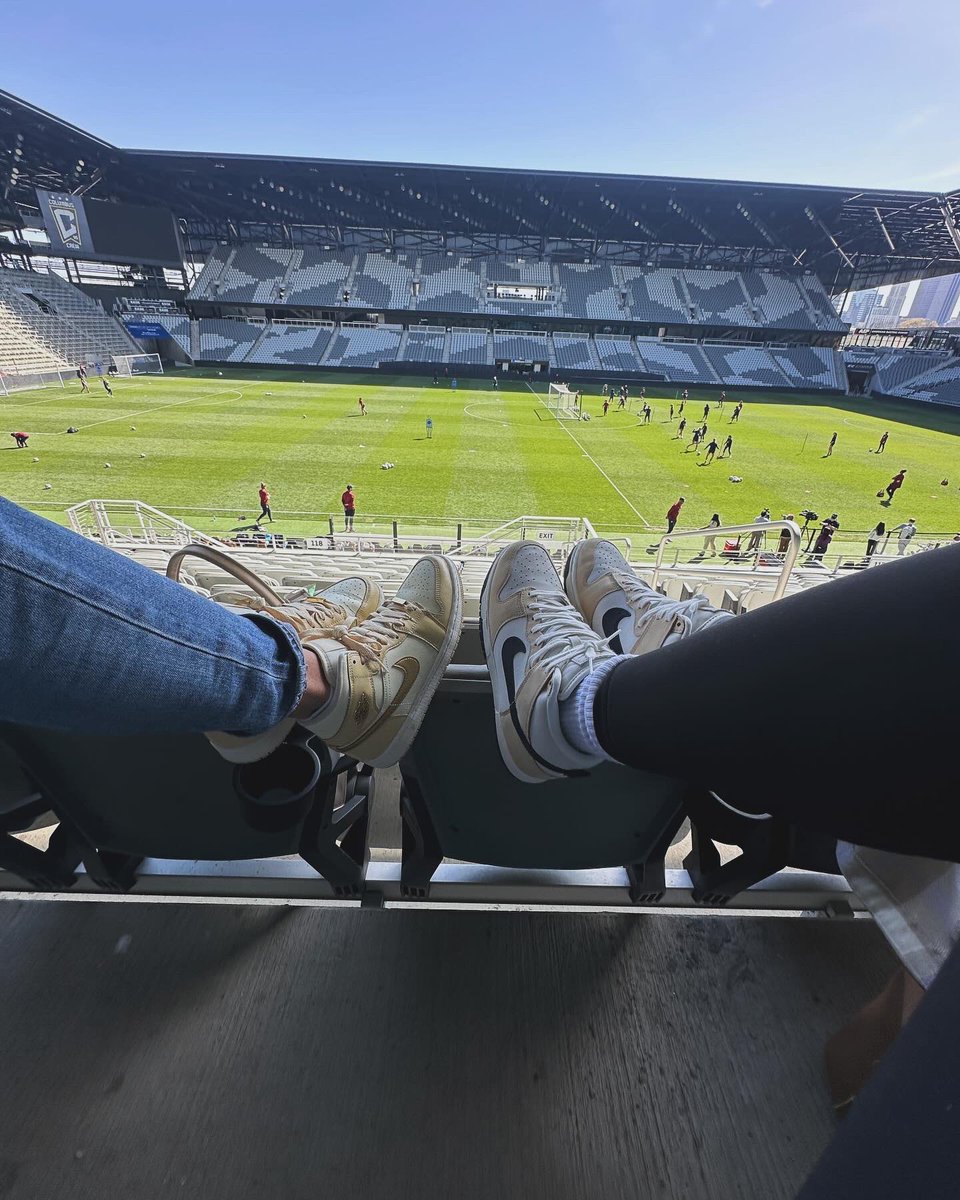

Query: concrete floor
<box><xmin>0</xmin><ymin>901</ymin><xmax>895</xmax><ymax>1200</ymax></box>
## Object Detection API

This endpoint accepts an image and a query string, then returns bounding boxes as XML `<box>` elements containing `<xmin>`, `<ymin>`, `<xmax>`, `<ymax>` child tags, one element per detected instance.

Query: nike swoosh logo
<box><xmin>341</xmin><ymin>656</ymin><xmax>420</xmax><ymax>752</ymax></box>
<box><xmin>500</xmin><ymin>636</ymin><xmax>582</xmax><ymax>778</ymax></box>
<box><xmin>600</xmin><ymin>606</ymin><xmax>629</xmax><ymax>655</ymax></box>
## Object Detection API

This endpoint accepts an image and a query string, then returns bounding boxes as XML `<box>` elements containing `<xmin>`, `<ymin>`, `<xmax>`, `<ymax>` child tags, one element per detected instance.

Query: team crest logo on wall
<box><xmin>50</xmin><ymin>199</ymin><xmax>82</xmax><ymax>248</ymax></box>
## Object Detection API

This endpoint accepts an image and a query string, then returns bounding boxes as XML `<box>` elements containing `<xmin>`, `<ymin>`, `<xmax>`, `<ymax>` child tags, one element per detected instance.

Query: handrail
<box><xmin>651</xmin><ymin>520</ymin><xmax>801</xmax><ymax>601</ymax></box>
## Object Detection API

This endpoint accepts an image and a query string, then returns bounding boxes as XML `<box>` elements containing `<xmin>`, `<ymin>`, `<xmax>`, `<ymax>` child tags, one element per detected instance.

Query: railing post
<box><xmin>456</xmin><ymin>522</ymin><xmax>462</xmax><ymax>551</ymax></box>
<box><xmin>328</xmin><ymin>515</ymin><xmax>334</xmax><ymax>540</ymax></box>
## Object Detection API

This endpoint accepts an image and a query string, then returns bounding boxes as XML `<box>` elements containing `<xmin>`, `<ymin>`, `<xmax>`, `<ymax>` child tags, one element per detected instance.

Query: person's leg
<box><xmin>1</xmin><ymin>498</ymin><xmax>306</xmax><ymax>736</ymax></box>
<box><xmin>594</xmin><ymin>545</ymin><xmax>960</xmax><ymax>858</ymax></box>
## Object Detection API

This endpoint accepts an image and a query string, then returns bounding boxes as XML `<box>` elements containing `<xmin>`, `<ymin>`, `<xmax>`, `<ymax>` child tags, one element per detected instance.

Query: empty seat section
<box><xmin>701</xmin><ymin>344</ymin><xmax>788</xmax><ymax>388</ymax></box>
<box><xmin>351</xmin><ymin>252</ymin><xmax>417</xmax><ymax>310</ymax></box>
<box><xmin>417</xmin><ymin>256</ymin><xmax>482</xmax><ymax>314</ymax></box>
<box><xmin>447</xmin><ymin>329</ymin><xmax>488</xmax><ymax>364</ymax></box>
<box><xmin>635</xmin><ymin>341</ymin><xmax>711</xmax><ymax>382</ymax></box>
<box><xmin>198</xmin><ymin>318</ymin><xmax>262</xmax><ymax>362</ymax></box>
<box><xmin>552</xmin><ymin>334</ymin><xmax>597</xmax><ymax>370</ymax></box>
<box><xmin>682</xmin><ymin>270</ymin><xmax>755</xmax><ymax>326</ymax></box>
<box><xmin>741</xmin><ymin>272</ymin><xmax>813</xmax><ymax>330</ymax></box>
<box><xmin>324</xmin><ymin>324</ymin><xmax>402</xmax><ymax>367</ymax></box>
<box><xmin>556</xmin><ymin>263</ymin><xmax>622</xmax><ymax>320</ymax></box>
<box><xmin>899</xmin><ymin>360</ymin><xmax>960</xmax><ymax>406</ymax></box>
<box><xmin>594</xmin><ymin>336</ymin><xmax>641</xmax><ymax>372</ymax></box>
<box><xmin>770</xmin><ymin>346</ymin><xmax>845</xmax><ymax>390</ymax></box>
<box><xmin>246</xmin><ymin>323</ymin><xmax>334</xmax><ymax>365</ymax></box>
<box><xmin>799</xmin><ymin>276</ymin><xmax>846</xmax><ymax>331</ymax></box>
<box><xmin>151</xmin><ymin>312</ymin><xmax>192</xmax><ymax>356</ymax></box>
<box><xmin>870</xmin><ymin>350</ymin><xmax>951</xmax><ymax>394</ymax></box>
<box><xmin>187</xmin><ymin>247</ymin><xmax>231</xmax><ymax>300</ymax></box>
<box><xmin>402</xmin><ymin>329</ymin><xmax>447</xmax><ymax>363</ymax></box>
<box><xmin>621</xmin><ymin>268</ymin><xmax>690</xmax><ymax>325</ymax></box>
<box><xmin>210</xmin><ymin>247</ymin><xmax>292</xmax><ymax>304</ymax></box>
<box><xmin>493</xmin><ymin>331</ymin><xmax>551</xmax><ymax>362</ymax></box>
<box><xmin>487</xmin><ymin>258</ymin><xmax>553</xmax><ymax>285</ymax></box>
<box><xmin>286</xmin><ymin>251</ymin><xmax>353</xmax><ymax>306</ymax></box>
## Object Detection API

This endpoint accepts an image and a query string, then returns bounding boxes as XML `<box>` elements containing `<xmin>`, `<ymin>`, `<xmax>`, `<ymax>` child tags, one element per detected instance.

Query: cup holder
<box><xmin>234</xmin><ymin>742</ymin><xmax>322</xmax><ymax>832</ymax></box>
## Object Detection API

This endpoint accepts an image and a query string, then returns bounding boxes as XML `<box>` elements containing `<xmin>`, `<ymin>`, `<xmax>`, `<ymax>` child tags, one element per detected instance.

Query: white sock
<box><xmin>559</xmin><ymin>656</ymin><xmax>623</xmax><ymax>760</ymax></box>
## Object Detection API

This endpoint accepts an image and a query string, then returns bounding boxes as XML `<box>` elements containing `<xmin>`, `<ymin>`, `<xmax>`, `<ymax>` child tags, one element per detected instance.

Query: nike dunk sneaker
<box><xmin>480</xmin><ymin>541</ymin><xmax>617</xmax><ymax>784</ymax></box>
<box><xmin>302</xmin><ymin>555</ymin><xmax>463</xmax><ymax>767</ymax></box>
<box><xmin>208</xmin><ymin>577</ymin><xmax>382</xmax><ymax>763</ymax></box>
<box><xmin>564</xmin><ymin>538</ymin><xmax>733</xmax><ymax>655</ymax></box>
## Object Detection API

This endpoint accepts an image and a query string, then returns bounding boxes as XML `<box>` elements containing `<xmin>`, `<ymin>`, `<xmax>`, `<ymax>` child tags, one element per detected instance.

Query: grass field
<box><xmin>4</xmin><ymin>367</ymin><xmax>960</xmax><ymax>549</ymax></box>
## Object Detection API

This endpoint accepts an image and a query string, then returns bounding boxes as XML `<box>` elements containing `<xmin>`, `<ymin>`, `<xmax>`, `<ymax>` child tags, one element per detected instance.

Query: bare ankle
<box><xmin>293</xmin><ymin>647</ymin><xmax>330</xmax><ymax>718</ymax></box>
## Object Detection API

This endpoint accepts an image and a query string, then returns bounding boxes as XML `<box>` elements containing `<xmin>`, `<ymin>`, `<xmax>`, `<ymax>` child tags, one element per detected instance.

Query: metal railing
<box><xmin>651</xmin><ymin>520</ymin><xmax>801</xmax><ymax>600</ymax></box>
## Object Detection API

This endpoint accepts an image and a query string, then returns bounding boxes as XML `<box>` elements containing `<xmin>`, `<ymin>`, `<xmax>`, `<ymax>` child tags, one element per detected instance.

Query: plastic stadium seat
<box><xmin>397</xmin><ymin>672</ymin><xmax>687</xmax><ymax>902</ymax></box>
<box><xmin>0</xmin><ymin>726</ymin><xmax>371</xmax><ymax>896</ymax></box>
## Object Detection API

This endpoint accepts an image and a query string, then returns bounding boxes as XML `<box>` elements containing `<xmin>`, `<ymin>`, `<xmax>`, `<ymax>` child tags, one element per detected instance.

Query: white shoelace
<box><xmin>613</xmin><ymin>571</ymin><xmax>713</xmax><ymax>638</ymax></box>
<box><xmin>336</xmin><ymin>599</ymin><xmax>421</xmax><ymax>670</ymax></box>
<box><xmin>526</xmin><ymin>592</ymin><xmax>612</xmax><ymax>685</ymax></box>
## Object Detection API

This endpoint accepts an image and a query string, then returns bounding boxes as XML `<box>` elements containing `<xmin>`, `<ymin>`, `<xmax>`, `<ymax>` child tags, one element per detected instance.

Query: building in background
<box><xmin>905</xmin><ymin>273</ymin><xmax>960</xmax><ymax>325</ymax></box>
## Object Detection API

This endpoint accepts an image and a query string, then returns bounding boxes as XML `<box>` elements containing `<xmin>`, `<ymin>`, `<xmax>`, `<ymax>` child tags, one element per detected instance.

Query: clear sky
<box><xmin>4</xmin><ymin>0</ymin><xmax>957</xmax><ymax>191</ymax></box>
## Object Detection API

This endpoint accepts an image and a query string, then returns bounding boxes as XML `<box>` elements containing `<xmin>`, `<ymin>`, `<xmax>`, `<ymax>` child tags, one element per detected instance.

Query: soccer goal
<box><xmin>545</xmin><ymin>382</ymin><xmax>580</xmax><ymax>420</ymax></box>
<box><xmin>111</xmin><ymin>353</ymin><xmax>164</xmax><ymax>377</ymax></box>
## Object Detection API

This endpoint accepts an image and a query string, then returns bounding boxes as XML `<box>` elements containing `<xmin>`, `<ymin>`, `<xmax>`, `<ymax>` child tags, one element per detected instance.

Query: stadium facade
<box><xmin>3</xmin><ymin>88</ymin><xmax>960</xmax><ymax>399</ymax></box>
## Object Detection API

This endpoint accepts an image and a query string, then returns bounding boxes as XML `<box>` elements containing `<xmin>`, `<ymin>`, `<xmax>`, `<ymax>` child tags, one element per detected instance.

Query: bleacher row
<box><xmin>116</xmin><ymin>540</ymin><xmax>819</xmax><ymax>629</ymax></box>
<box><xmin>0</xmin><ymin>267</ymin><xmax>139</xmax><ymax>375</ymax></box>
<box><xmin>188</xmin><ymin>246</ymin><xmax>845</xmax><ymax>332</ymax></box>
<box><xmin>182</xmin><ymin>315</ymin><xmax>847</xmax><ymax>389</ymax></box>
<box><xmin>843</xmin><ymin>346</ymin><xmax>960</xmax><ymax>407</ymax></box>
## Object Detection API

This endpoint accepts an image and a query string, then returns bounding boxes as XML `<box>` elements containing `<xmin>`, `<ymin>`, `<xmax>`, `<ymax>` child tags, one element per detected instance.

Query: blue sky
<box><xmin>5</xmin><ymin>0</ymin><xmax>957</xmax><ymax>191</ymax></box>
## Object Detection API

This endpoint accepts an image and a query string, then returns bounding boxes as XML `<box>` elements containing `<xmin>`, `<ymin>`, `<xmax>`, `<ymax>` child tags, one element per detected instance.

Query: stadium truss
<box><xmin>2</xmin><ymin>88</ymin><xmax>960</xmax><ymax>295</ymax></box>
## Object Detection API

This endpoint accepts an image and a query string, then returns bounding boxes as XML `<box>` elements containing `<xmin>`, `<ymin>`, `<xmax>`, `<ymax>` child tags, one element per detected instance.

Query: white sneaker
<box><xmin>302</xmin><ymin>555</ymin><xmax>463</xmax><ymax>767</ymax></box>
<box><xmin>481</xmin><ymin>542</ymin><xmax>617</xmax><ymax>784</ymax></box>
<box><xmin>565</xmin><ymin>539</ymin><xmax>733</xmax><ymax>655</ymax></box>
<box><xmin>207</xmin><ymin>577</ymin><xmax>382</xmax><ymax>763</ymax></box>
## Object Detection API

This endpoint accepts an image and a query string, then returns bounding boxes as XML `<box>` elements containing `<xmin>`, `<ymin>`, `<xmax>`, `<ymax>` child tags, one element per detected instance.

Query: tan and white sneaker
<box><xmin>302</xmin><ymin>555</ymin><xmax>463</xmax><ymax>767</ymax></box>
<box><xmin>208</xmin><ymin>577</ymin><xmax>382</xmax><ymax>763</ymax></box>
<box><xmin>564</xmin><ymin>538</ymin><xmax>733</xmax><ymax>655</ymax></box>
<box><xmin>480</xmin><ymin>542</ymin><xmax>617</xmax><ymax>784</ymax></box>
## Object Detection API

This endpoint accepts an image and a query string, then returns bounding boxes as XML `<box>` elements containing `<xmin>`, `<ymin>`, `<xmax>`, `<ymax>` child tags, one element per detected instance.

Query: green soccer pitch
<box><xmin>4</xmin><ymin>367</ymin><xmax>960</xmax><ymax>546</ymax></box>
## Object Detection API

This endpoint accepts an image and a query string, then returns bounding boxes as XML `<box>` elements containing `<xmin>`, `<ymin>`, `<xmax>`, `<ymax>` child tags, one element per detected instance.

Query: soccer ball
<box><xmin>139</xmin><ymin>453</ymin><xmax>146</xmax><ymax>459</ymax></box>
<box><xmin>942</xmin><ymin>479</ymin><xmax>949</xmax><ymax>486</ymax></box>
<box><xmin>32</xmin><ymin>456</ymin><xmax>39</xmax><ymax>462</ymax></box>
<box><xmin>104</xmin><ymin>462</ymin><xmax>112</xmax><ymax>468</ymax></box>
<box><xmin>43</xmin><ymin>483</ymin><xmax>52</xmax><ymax>490</ymax></box>
<box><xmin>729</xmin><ymin>475</ymin><xmax>743</xmax><ymax>483</ymax></box>
<box><xmin>130</xmin><ymin>426</ymin><xmax>136</xmax><ymax>431</ymax></box>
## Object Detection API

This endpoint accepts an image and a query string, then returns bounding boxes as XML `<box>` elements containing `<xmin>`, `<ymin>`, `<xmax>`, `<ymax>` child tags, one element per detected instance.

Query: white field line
<box><xmin>32</xmin><ymin>387</ymin><xmax>247</xmax><ymax>435</ymax></box>
<box><xmin>525</xmin><ymin>381</ymin><xmax>651</xmax><ymax>528</ymax></box>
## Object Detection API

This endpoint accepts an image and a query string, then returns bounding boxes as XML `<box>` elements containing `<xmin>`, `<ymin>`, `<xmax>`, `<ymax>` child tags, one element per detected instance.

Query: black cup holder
<box><xmin>234</xmin><ymin>742</ymin><xmax>322</xmax><ymax>832</ymax></box>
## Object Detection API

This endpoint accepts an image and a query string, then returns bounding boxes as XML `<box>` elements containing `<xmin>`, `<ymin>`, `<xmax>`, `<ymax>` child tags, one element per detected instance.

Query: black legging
<box><xmin>594</xmin><ymin>545</ymin><xmax>960</xmax><ymax>861</ymax></box>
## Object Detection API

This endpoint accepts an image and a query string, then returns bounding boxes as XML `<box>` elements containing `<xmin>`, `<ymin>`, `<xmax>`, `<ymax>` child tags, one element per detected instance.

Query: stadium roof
<box><xmin>3</xmin><ymin>88</ymin><xmax>960</xmax><ymax>293</ymax></box>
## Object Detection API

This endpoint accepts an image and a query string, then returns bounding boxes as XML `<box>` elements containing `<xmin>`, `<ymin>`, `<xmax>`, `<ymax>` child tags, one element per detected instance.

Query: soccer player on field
<box><xmin>358</xmin><ymin>397</ymin><xmax>366</xmax><ymax>416</ymax></box>
<box><xmin>731</xmin><ymin>402</ymin><xmax>742</xmax><ymax>422</ymax></box>
<box><xmin>876</xmin><ymin>431</ymin><xmax>889</xmax><ymax>454</ymax></box>
<box><xmin>825</xmin><ymin>431</ymin><xmax>837</xmax><ymax>457</ymax></box>
<box><xmin>721</xmin><ymin>434</ymin><xmax>733</xmax><ymax>457</ymax></box>
<box><xmin>666</xmin><ymin>497</ymin><xmax>685</xmax><ymax>533</ymax></box>
<box><xmin>677</xmin><ymin>417</ymin><xmax>687</xmax><ymax>439</ymax></box>
<box><xmin>11</xmin><ymin>432</ymin><xmax>29</xmax><ymax>448</ymax></box>
<box><xmin>669</xmin><ymin>404</ymin><xmax>674</xmax><ymax>420</ymax></box>
<box><xmin>718</xmin><ymin>391</ymin><xmax>726</xmax><ymax>410</ymax></box>
<box><xmin>342</xmin><ymin>484</ymin><xmax>357</xmax><ymax>532</ymax></box>
<box><xmin>703</xmin><ymin>403</ymin><xmax>710</xmax><ymax>420</ymax></box>
<box><xmin>603</xmin><ymin>398</ymin><xmax>610</xmax><ymax>416</ymax></box>
<box><xmin>102</xmin><ymin>378</ymin><xmax>113</xmax><ymax>396</ymax></box>
<box><xmin>703</xmin><ymin>438</ymin><xmax>719</xmax><ymax>464</ymax></box>
<box><xmin>77</xmin><ymin>367</ymin><xmax>89</xmax><ymax>393</ymax></box>
<box><xmin>258</xmin><ymin>482</ymin><xmax>273</xmax><ymax>524</ymax></box>
<box><xmin>617</xmin><ymin>392</ymin><xmax>626</xmax><ymax>410</ymax></box>
<box><xmin>885</xmin><ymin>470</ymin><xmax>906</xmax><ymax>502</ymax></box>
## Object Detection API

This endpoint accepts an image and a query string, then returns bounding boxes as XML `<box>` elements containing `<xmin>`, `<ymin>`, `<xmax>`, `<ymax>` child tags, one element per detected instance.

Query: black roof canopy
<box><xmin>2</xmin><ymin>88</ymin><xmax>958</xmax><ymax>292</ymax></box>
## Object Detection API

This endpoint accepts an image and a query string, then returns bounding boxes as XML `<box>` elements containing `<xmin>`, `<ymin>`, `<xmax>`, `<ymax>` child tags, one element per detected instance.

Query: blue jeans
<box><xmin>1</xmin><ymin>499</ymin><xmax>306</xmax><ymax>734</ymax></box>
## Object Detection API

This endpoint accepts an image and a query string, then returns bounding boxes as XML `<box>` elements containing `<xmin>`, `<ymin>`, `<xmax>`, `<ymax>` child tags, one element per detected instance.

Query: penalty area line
<box><xmin>525</xmin><ymin>382</ymin><xmax>651</xmax><ymax>528</ymax></box>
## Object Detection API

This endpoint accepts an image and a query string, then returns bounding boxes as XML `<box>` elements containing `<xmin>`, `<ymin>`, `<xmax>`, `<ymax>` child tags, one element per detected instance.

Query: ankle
<box><xmin>293</xmin><ymin>646</ymin><xmax>331</xmax><ymax>717</ymax></box>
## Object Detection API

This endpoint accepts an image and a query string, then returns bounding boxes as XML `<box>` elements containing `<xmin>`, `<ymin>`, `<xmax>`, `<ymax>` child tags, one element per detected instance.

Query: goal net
<box><xmin>111</xmin><ymin>353</ymin><xmax>164</xmax><ymax>377</ymax></box>
<box><xmin>545</xmin><ymin>382</ymin><xmax>580</xmax><ymax>420</ymax></box>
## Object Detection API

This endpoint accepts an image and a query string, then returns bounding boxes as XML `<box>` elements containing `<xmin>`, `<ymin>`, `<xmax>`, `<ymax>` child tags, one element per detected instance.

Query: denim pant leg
<box><xmin>1</xmin><ymin>499</ymin><xmax>305</xmax><ymax>734</ymax></box>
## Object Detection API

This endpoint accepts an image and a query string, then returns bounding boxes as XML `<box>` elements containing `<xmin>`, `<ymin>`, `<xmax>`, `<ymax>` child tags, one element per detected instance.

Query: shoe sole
<box><xmin>479</xmin><ymin>545</ymin><xmax>559</xmax><ymax>785</ymax></box>
<box><xmin>361</xmin><ymin>555</ymin><xmax>464</xmax><ymax>768</ymax></box>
